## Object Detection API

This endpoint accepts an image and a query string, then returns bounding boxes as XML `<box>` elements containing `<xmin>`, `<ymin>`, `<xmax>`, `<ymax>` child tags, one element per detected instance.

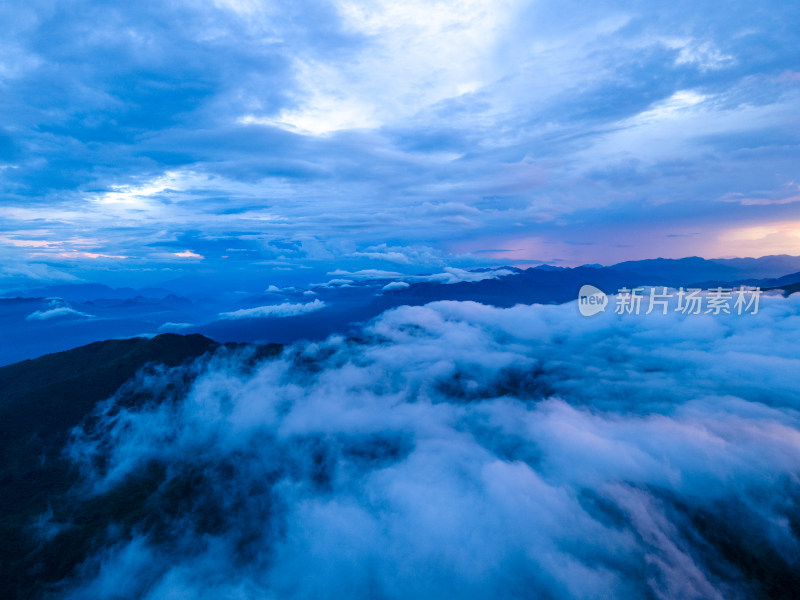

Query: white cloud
<box><xmin>26</xmin><ymin>306</ymin><xmax>93</xmax><ymax>320</ymax></box>
<box><xmin>416</xmin><ymin>266</ymin><xmax>515</xmax><ymax>284</ymax></box>
<box><xmin>666</xmin><ymin>38</ymin><xmax>735</xmax><ymax>71</ymax></box>
<box><xmin>0</xmin><ymin>263</ymin><xmax>80</xmax><ymax>283</ymax></box>
<box><xmin>329</xmin><ymin>266</ymin><xmax>514</xmax><ymax>286</ymax></box>
<box><xmin>631</xmin><ymin>89</ymin><xmax>708</xmax><ymax>124</ymax></box>
<box><xmin>219</xmin><ymin>299</ymin><xmax>326</xmax><ymax>319</ymax></box>
<box><xmin>157</xmin><ymin>322</ymin><xmax>195</xmax><ymax>331</ymax></box>
<box><xmin>349</xmin><ymin>243</ymin><xmax>446</xmax><ymax>266</ymax></box>
<box><xmin>245</xmin><ymin>0</ymin><xmax>522</xmax><ymax>134</ymax></box>
<box><xmin>327</xmin><ymin>269</ymin><xmax>403</xmax><ymax>279</ymax></box>
<box><xmin>61</xmin><ymin>295</ymin><xmax>800</xmax><ymax>598</ymax></box>
<box><xmin>173</xmin><ymin>250</ymin><xmax>204</xmax><ymax>259</ymax></box>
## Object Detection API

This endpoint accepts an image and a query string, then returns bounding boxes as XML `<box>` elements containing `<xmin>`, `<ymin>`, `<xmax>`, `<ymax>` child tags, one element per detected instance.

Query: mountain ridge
<box><xmin>0</xmin><ymin>333</ymin><xmax>227</xmax><ymax>599</ymax></box>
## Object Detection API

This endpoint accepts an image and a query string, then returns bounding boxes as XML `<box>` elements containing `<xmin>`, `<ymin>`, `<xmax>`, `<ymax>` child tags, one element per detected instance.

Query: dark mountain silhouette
<box><xmin>764</xmin><ymin>276</ymin><xmax>800</xmax><ymax>297</ymax></box>
<box><xmin>610</xmin><ymin>257</ymin><xmax>742</xmax><ymax>283</ymax></box>
<box><xmin>0</xmin><ymin>334</ymin><xmax>222</xmax><ymax>599</ymax></box>
<box><xmin>710</xmin><ymin>254</ymin><xmax>800</xmax><ymax>279</ymax></box>
<box><xmin>610</xmin><ymin>254</ymin><xmax>800</xmax><ymax>282</ymax></box>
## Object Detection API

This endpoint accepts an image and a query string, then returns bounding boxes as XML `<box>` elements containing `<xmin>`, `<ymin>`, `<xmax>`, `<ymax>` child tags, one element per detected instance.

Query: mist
<box><xmin>58</xmin><ymin>296</ymin><xmax>800</xmax><ymax>599</ymax></box>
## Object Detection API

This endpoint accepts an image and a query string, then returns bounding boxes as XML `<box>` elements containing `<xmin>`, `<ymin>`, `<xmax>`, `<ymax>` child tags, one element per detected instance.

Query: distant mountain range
<box><xmin>377</xmin><ymin>259</ymin><xmax>800</xmax><ymax>309</ymax></box>
<box><xmin>2</xmin><ymin>255</ymin><xmax>800</xmax><ymax>366</ymax></box>
<box><xmin>608</xmin><ymin>254</ymin><xmax>800</xmax><ymax>281</ymax></box>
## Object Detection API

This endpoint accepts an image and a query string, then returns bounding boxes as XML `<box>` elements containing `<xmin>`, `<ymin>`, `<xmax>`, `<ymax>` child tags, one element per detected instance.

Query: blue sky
<box><xmin>1</xmin><ymin>0</ymin><xmax>799</xmax><ymax>288</ymax></box>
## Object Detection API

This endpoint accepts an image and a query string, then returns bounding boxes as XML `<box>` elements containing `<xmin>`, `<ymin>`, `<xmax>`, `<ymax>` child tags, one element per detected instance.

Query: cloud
<box><xmin>173</xmin><ymin>250</ymin><xmax>204</xmax><ymax>259</ymax></box>
<box><xmin>25</xmin><ymin>298</ymin><xmax>93</xmax><ymax>320</ymax></box>
<box><xmin>0</xmin><ymin>262</ymin><xmax>80</xmax><ymax>285</ymax></box>
<box><xmin>312</xmin><ymin>278</ymin><xmax>355</xmax><ymax>288</ymax></box>
<box><xmin>157</xmin><ymin>322</ymin><xmax>195</xmax><ymax>331</ymax></box>
<box><xmin>349</xmin><ymin>243</ymin><xmax>446</xmax><ymax>266</ymax></box>
<box><xmin>1</xmin><ymin>0</ymin><xmax>799</xmax><ymax>280</ymax></box>
<box><xmin>715</xmin><ymin>220</ymin><xmax>800</xmax><ymax>256</ymax></box>
<box><xmin>667</xmin><ymin>38</ymin><xmax>734</xmax><ymax>71</ymax></box>
<box><xmin>381</xmin><ymin>281</ymin><xmax>410</xmax><ymax>291</ymax></box>
<box><xmin>25</xmin><ymin>306</ymin><xmax>93</xmax><ymax>320</ymax></box>
<box><xmin>218</xmin><ymin>299</ymin><xmax>326</xmax><ymax>319</ymax></box>
<box><xmin>56</xmin><ymin>294</ymin><xmax>800</xmax><ymax>598</ymax></box>
<box><xmin>251</xmin><ymin>0</ymin><xmax>519</xmax><ymax>135</ymax></box>
<box><xmin>416</xmin><ymin>266</ymin><xmax>515</xmax><ymax>284</ymax></box>
<box><xmin>327</xmin><ymin>269</ymin><xmax>404</xmax><ymax>279</ymax></box>
<box><xmin>329</xmin><ymin>266</ymin><xmax>515</xmax><ymax>286</ymax></box>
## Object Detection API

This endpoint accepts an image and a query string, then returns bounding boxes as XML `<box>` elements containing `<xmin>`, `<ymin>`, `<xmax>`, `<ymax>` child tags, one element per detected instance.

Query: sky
<box><xmin>2</xmin><ymin>0</ymin><xmax>800</xmax><ymax>288</ymax></box>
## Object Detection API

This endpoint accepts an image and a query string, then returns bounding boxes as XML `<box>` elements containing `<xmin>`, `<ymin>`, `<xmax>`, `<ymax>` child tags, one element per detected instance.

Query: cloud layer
<box><xmin>25</xmin><ymin>298</ymin><xmax>93</xmax><ymax>320</ymax></box>
<box><xmin>219</xmin><ymin>299</ymin><xmax>326</xmax><ymax>319</ymax></box>
<box><xmin>58</xmin><ymin>295</ymin><xmax>800</xmax><ymax>599</ymax></box>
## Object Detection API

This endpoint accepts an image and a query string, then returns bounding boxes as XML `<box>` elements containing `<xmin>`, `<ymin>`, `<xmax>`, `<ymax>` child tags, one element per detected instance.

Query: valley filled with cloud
<box><xmin>44</xmin><ymin>296</ymin><xmax>800</xmax><ymax>599</ymax></box>
<box><xmin>3</xmin><ymin>1</ymin><xmax>800</xmax><ymax>598</ymax></box>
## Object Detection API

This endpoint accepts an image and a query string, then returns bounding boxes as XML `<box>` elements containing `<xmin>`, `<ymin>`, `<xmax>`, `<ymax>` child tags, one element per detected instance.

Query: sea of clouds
<box><xmin>59</xmin><ymin>295</ymin><xmax>800</xmax><ymax>599</ymax></box>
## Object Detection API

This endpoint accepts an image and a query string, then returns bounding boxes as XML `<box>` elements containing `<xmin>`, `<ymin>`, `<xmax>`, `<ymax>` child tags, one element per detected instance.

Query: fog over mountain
<box><xmin>5</xmin><ymin>295</ymin><xmax>794</xmax><ymax>599</ymax></box>
<box><xmin>3</xmin><ymin>1</ymin><xmax>800</xmax><ymax>598</ymax></box>
<box><xmin>3</xmin><ymin>255</ymin><xmax>800</xmax><ymax>367</ymax></box>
